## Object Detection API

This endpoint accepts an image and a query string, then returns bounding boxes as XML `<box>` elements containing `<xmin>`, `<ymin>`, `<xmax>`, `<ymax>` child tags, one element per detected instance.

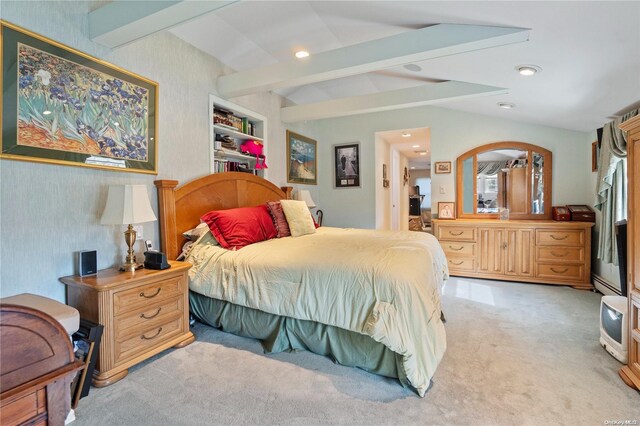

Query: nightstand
<box><xmin>60</xmin><ymin>261</ymin><xmax>194</xmax><ymax>387</ymax></box>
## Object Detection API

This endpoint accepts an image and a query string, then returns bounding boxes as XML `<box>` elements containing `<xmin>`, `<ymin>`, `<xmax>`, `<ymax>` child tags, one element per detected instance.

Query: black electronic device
<box><xmin>71</xmin><ymin>319</ymin><xmax>103</xmax><ymax>406</ymax></box>
<box><xmin>78</xmin><ymin>250</ymin><xmax>97</xmax><ymax>276</ymax></box>
<box><xmin>144</xmin><ymin>250</ymin><xmax>170</xmax><ymax>270</ymax></box>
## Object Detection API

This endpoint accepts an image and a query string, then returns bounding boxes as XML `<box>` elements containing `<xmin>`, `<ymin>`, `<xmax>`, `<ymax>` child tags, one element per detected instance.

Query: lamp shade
<box><xmin>297</xmin><ymin>190</ymin><xmax>316</xmax><ymax>209</ymax></box>
<box><xmin>100</xmin><ymin>185</ymin><xmax>157</xmax><ymax>225</ymax></box>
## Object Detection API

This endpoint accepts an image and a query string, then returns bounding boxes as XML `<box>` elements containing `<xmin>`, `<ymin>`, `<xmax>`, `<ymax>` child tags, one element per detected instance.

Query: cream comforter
<box><xmin>186</xmin><ymin>226</ymin><xmax>448</xmax><ymax>396</ymax></box>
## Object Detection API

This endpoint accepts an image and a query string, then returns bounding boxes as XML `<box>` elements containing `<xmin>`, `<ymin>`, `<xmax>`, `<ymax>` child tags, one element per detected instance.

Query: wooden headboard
<box><xmin>154</xmin><ymin>172</ymin><xmax>292</xmax><ymax>260</ymax></box>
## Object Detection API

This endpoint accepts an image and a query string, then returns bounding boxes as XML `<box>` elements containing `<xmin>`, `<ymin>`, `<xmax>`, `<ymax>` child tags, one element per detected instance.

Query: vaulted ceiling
<box><xmin>92</xmin><ymin>1</ymin><xmax>640</xmax><ymax>133</ymax></box>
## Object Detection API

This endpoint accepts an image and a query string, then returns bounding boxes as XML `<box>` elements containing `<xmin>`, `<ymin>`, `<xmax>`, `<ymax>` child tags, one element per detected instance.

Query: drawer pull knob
<box><xmin>551</xmin><ymin>267</ymin><xmax>569</xmax><ymax>274</ymax></box>
<box><xmin>140</xmin><ymin>307</ymin><xmax>162</xmax><ymax>320</ymax></box>
<box><xmin>450</xmin><ymin>260</ymin><xmax>464</xmax><ymax>265</ymax></box>
<box><xmin>449</xmin><ymin>231</ymin><xmax>464</xmax><ymax>236</ymax></box>
<box><xmin>550</xmin><ymin>234</ymin><xmax>569</xmax><ymax>241</ymax></box>
<box><xmin>449</xmin><ymin>245</ymin><xmax>464</xmax><ymax>251</ymax></box>
<box><xmin>551</xmin><ymin>251</ymin><xmax>568</xmax><ymax>257</ymax></box>
<box><xmin>141</xmin><ymin>327</ymin><xmax>163</xmax><ymax>340</ymax></box>
<box><xmin>140</xmin><ymin>288</ymin><xmax>161</xmax><ymax>299</ymax></box>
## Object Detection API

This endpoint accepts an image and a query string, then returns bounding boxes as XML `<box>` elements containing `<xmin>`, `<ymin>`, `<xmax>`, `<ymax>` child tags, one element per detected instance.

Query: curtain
<box><xmin>477</xmin><ymin>161</ymin><xmax>506</xmax><ymax>176</ymax></box>
<box><xmin>594</xmin><ymin>109</ymin><xmax>638</xmax><ymax>264</ymax></box>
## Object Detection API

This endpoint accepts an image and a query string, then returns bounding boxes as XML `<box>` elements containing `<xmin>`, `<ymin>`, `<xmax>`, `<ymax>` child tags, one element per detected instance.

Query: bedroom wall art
<box><xmin>0</xmin><ymin>21</ymin><xmax>158</xmax><ymax>174</ymax></box>
<box><xmin>334</xmin><ymin>143</ymin><xmax>360</xmax><ymax>188</ymax></box>
<box><xmin>286</xmin><ymin>129</ymin><xmax>317</xmax><ymax>184</ymax></box>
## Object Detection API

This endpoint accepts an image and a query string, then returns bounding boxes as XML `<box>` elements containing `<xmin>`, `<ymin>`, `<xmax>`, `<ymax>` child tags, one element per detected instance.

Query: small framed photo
<box><xmin>435</xmin><ymin>161</ymin><xmax>452</xmax><ymax>174</ymax></box>
<box><xmin>438</xmin><ymin>202</ymin><xmax>456</xmax><ymax>219</ymax></box>
<box><xmin>382</xmin><ymin>163</ymin><xmax>389</xmax><ymax>188</ymax></box>
<box><xmin>334</xmin><ymin>143</ymin><xmax>360</xmax><ymax>188</ymax></box>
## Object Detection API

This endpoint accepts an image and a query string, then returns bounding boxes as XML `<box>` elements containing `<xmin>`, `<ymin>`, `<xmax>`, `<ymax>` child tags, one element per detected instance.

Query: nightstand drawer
<box><xmin>114</xmin><ymin>276</ymin><xmax>183</xmax><ymax>316</ymax></box>
<box><xmin>114</xmin><ymin>316</ymin><xmax>184</xmax><ymax>365</ymax></box>
<box><xmin>114</xmin><ymin>296</ymin><xmax>183</xmax><ymax>339</ymax></box>
<box><xmin>536</xmin><ymin>246</ymin><xmax>584</xmax><ymax>263</ymax></box>
<box><xmin>536</xmin><ymin>229</ymin><xmax>584</xmax><ymax>246</ymax></box>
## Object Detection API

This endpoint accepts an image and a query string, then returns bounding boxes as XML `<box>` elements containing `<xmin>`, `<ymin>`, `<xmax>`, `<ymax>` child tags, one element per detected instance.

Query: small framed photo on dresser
<box><xmin>438</xmin><ymin>202</ymin><xmax>456</xmax><ymax>219</ymax></box>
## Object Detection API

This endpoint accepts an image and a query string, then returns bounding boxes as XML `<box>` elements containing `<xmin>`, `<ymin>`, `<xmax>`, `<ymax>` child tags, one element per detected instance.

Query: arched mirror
<box><xmin>456</xmin><ymin>141</ymin><xmax>552</xmax><ymax>219</ymax></box>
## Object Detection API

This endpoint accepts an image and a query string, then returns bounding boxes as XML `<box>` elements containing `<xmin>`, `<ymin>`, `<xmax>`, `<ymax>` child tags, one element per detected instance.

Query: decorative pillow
<box><xmin>280</xmin><ymin>200</ymin><xmax>316</xmax><ymax>237</ymax></box>
<box><xmin>182</xmin><ymin>222</ymin><xmax>212</xmax><ymax>241</ymax></box>
<box><xmin>266</xmin><ymin>201</ymin><xmax>291</xmax><ymax>238</ymax></box>
<box><xmin>201</xmin><ymin>205</ymin><xmax>277</xmax><ymax>250</ymax></box>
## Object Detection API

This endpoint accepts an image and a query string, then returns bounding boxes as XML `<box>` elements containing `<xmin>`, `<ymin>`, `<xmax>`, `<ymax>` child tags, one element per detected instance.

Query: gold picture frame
<box><xmin>438</xmin><ymin>202</ymin><xmax>456</xmax><ymax>219</ymax></box>
<box><xmin>286</xmin><ymin>130</ymin><xmax>317</xmax><ymax>185</ymax></box>
<box><xmin>1</xmin><ymin>20</ymin><xmax>159</xmax><ymax>174</ymax></box>
<box><xmin>434</xmin><ymin>161</ymin><xmax>451</xmax><ymax>174</ymax></box>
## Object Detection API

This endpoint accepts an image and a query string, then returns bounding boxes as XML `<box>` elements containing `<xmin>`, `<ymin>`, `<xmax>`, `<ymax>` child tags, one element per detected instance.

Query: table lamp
<box><xmin>297</xmin><ymin>190</ymin><xmax>316</xmax><ymax>209</ymax></box>
<box><xmin>297</xmin><ymin>190</ymin><xmax>322</xmax><ymax>226</ymax></box>
<box><xmin>101</xmin><ymin>185</ymin><xmax>157</xmax><ymax>272</ymax></box>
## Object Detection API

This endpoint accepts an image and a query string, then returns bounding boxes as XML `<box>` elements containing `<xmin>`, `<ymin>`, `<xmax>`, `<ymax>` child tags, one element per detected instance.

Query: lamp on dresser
<box><xmin>101</xmin><ymin>185</ymin><xmax>156</xmax><ymax>272</ymax></box>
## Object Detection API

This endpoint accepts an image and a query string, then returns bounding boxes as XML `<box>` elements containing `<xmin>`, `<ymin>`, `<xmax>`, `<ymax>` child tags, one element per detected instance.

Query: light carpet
<box><xmin>74</xmin><ymin>277</ymin><xmax>638</xmax><ymax>425</ymax></box>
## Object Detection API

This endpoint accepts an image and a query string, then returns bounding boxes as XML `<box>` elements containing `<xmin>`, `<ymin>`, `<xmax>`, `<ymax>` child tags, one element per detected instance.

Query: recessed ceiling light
<box><xmin>412</xmin><ymin>144</ymin><xmax>420</xmax><ymax>148</ymax></box>
<box><xmin>401</xmin><ymin>132</ymin><xmax>411</xmax><ymax>138</ymax></box>
<box><xmin>410</xmin><ymin>166</ymin><xmax>416</xmax><ymax>169</ymax></box>
<box><xmin>404</xmin><ymin>64</ymin><xmax>422</xmax><ymax>72</ymax></box>
<box><xmin>43</xmin><ymin>110</ymin><xmax>52</xmax><ymax>115</ymax></box>
<box><xmin>295</xmin><ymin>50</ymin><xmax>309</xmax><ymax>59</ymax></box>
<box><xmin>498</xmin><ymin>102</ymin><xmax>515</xmax><ymax>109</ymax></box>
<box><xmin>516</xmin><ymin>64</ymin><xmax>542</xmax><ymax>76</ymax></box>
<box><xmin>419</xmin><ymin>152</ymin><xmax>427</xmax><ymax>156</ymax></box>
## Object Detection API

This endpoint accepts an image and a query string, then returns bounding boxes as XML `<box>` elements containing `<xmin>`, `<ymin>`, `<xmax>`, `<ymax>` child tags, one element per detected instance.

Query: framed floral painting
<box><xmin>1</xmin><ymin>21</ymin><xmax>158</xmax><ymax>174</ymax></box>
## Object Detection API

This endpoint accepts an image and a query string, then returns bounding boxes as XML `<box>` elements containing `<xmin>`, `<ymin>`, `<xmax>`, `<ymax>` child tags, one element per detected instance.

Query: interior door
<box><xmin>391</xmin><ymin>149</ymin><xmax>400</xmax><ymax>230</ymax></box>
<box><xmin>478</xmin><ymin>227</ymin><xmax>505</xmax><ymax>275</ymax></box>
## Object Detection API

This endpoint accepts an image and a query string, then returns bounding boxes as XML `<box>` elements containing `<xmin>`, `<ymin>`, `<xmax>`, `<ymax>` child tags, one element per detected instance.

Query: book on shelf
<box><xmin>213</xmin><ymin>159</ymin><xmax>255</xmax><ymax>174</ymax></box>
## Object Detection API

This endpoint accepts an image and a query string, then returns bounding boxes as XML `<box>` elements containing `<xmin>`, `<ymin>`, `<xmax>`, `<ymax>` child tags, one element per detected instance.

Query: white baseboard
<box><xmin>592</xmin><ymin>273</ymin><xmax>622</xmax><ymax>296</ymax></box>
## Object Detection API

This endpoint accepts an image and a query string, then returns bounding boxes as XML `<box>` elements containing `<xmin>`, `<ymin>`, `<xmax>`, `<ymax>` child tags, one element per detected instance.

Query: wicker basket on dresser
<box><xmin>60</xmin><ymin>261</ymin><xmax>194</xmax><ymax>387</ymax></box>
<box><xmin>433</xmin><ymin>219</ymin><xmax>594</xmax><ymax>289</ymax></box>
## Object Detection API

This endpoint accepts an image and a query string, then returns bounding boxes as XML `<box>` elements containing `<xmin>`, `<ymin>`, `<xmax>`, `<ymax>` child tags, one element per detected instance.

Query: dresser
<box><xmin>619</xmin><ymin>114</ymin><xmax>640</xmax><ymax>390</ymax></box>
<box><xmin>60</xmin><ymin>261</ymin><xmax>194</xmax><ymax>387</ymax></box>
<box><xmin>433</xmin><ymin>219</ymin><xmax>594</xmax><ymax>289</ymax></box>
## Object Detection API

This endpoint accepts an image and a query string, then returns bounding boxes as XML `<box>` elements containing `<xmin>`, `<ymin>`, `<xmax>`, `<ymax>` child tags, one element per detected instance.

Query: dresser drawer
<box><xmin>536</xmin><ymin>246</ymin><xmax>585</xmax><ymax>263</ymax></box>
<box><xmin>114</xmin><ymin>296</ymin><xmax>183</xmax><ymax>339</ymax></box>
<box><xmin>536</xmin><ymin>229</ymin><xmax>584</xmax><ymax>246</ymax></box>
<box><xmin>446</xmin><ymin>257</ymin><xmax>475</xmax><ymax>272</ymax></box>
<box><xmin>114</xmin><ymin>276</ymin><xmax>184</xmax><ymax>316</ymax></box>
<box><xmin>437</xmin><ymin>226</ymin><xmax>476</xmax><ymax>241</ymax></box>
<box><xmin>442</xmin><ymin>241</ymin><xmax>476</xmax><ymax>257</ymax></box>
<box><xmin>536</xmin><ymin>263</ymin><xmax>584</xmax><ymax>281</ymax></box>
<box><xmin>114</xmin><ymin>316</ymin><xmax>184</xmax><ymax>365</ymax></box>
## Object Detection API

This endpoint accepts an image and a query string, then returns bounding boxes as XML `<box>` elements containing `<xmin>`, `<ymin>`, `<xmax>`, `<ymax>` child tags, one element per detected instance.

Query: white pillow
<box><xmin>280</xmin><ymin>200</ymin><xmax>316</xmax><ymax>237</ymax></box>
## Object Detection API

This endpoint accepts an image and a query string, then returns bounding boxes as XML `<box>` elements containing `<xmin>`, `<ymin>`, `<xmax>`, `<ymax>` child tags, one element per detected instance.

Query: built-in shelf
<box><xmin>209</xmin><ymin>94</ymin><xmax>267</xmax><ymax>176</ymax></box>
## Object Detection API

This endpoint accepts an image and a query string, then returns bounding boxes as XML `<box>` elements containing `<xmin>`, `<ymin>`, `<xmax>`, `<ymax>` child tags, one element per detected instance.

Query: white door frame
<box><xmin>391</xmin><ymin>148</ymin><xmax>400</xmax><ymax>230</ymax></box>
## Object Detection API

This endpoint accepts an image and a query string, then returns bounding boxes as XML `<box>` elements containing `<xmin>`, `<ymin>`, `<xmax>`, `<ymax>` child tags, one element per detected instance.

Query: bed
<box><xmin>155</xmin><ymin>172</ymin><xmax>447</xmax><ymax>397</ymax></box>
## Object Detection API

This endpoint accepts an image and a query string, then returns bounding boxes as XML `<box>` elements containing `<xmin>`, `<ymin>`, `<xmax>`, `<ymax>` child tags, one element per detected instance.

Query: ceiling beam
<box><xmin>89</xmin><ymin>0</ymin><xmax>237</xmax><ymax>48</ymax></box>
<box><xmin>280</xmin><ymin>81</ymin><xmax>507</xmax><ymax>123</ymax></box>
<box><xmin>218</xmin><ymin>24</ymin><xmax>529</xmax><ymax>98</ymax></box>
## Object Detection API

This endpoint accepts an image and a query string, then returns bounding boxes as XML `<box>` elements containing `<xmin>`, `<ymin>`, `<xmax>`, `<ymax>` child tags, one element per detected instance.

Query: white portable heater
<box><xmin>599</xmin><ymin>295</ymin><xmax>628</xmax><ymax>363</ymax></box>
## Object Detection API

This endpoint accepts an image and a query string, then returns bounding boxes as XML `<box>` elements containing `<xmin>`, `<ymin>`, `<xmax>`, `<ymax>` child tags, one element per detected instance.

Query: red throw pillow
<box><xmin>201</xmin><ymin>205</ymin><xmax>277</xmax><ymax>250</ymax></box>
<box><xmin>266</xmin><ymin>201</ymin><xmax>291</xmax><ymax>238</ymax></box>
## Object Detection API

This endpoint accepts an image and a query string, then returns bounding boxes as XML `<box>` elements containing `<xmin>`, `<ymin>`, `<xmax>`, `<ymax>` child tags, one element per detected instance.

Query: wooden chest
<box><xmin>552</xmin><ymin>206</ymin><xmax>571</xmax><ymax>221</ymax></box>
<box><xmin>567</xmin><ymin>205</ymin><xmax>596</xmax><ymax>222</ymax></box>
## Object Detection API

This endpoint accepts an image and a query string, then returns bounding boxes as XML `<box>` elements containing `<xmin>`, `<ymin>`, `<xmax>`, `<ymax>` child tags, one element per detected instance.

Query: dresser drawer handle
<box><xmin>450</xmin><ymin>260</ymin><xmax>464</xmax><ymax>265</ymax></box>
<box><xmin>449</xmin><ymin>231</ymin><xmax>464</xmax><ymax>236</ymax></box>
<box><xmin>140</xmin><ymin>288</ymin><xmax>161</xmax><ymax>299</ymax></box>
<box><xmin>550</xmin><ymin>267</ymin><xmax>569</xmax><ymax>274</ymax></box>
<box><xmin>141</xmin><ymin>327</ymin><xmax>163</xmax><ymax>340</ymax></box>
<box><xmin>449</xmin><ymin>245</ymin><xmax>464</xmax><ymax>251</ymax></box>
<box><xmin>140</xmin><ymin>307</ymin><xmax>162</xmax><ymax>320</ymax></box>
<box><xmin>550</xmin><ymin>234</ymin><xmax>569</xmax><ymax>241</ymax></box>
<box><xmin>551</xmin><ymin>251</ymin><xmax>568</xmax><ymax>257</ymax></box>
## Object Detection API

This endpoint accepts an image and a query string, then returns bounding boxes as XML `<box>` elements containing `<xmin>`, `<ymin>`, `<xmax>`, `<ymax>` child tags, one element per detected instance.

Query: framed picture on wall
<box><xmin>0</xmin><ymin>21</ymin><xmax>158</xmax><ymax>174</ymax></box>
<box><xmin>438</xmin><ymin>202</ymin><xmax>456</xmax><ymax>219</ymax></box>
<box><xmin>434</xmin><ymin>161</ymin><xmax>451</xmax><ymax>174</ymax></box>
<box><xmin>286</xmin><ymin>130</ymin><xmax>317</xmax><ymax>184</ymax></box>
<box><xmin>334</xmin><ymin>143</ymin><xmax>360</xmax><ymax>188</ymax></box>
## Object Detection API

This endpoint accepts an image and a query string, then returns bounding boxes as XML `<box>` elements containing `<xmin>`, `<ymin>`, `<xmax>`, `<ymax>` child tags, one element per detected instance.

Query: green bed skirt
<box><xmin>189</xmin><ymin>291</ymin><xmax>409</xmax><ymax>388</ymax></box>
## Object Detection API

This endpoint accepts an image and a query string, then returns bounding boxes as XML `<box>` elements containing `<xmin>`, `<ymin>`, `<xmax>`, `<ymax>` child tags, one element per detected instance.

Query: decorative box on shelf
<box><xmin>567</xmin><ymin>205</ymin><xmax>595</xmax><ymax>222</ymax></box>
<box><xmin>552</xmin><ymin>206</ymin><xmax>571</xmax><ymax>221</ymax></box>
